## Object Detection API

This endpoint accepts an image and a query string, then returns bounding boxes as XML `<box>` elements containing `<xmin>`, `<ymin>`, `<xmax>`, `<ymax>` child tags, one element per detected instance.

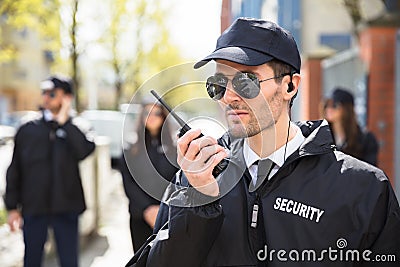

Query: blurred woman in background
<box><xmin>322</xmin><ymin>87</ymin><xmax>379</xmax><ymax>166</ymax></box>
<box><xmin>119</xmin><ymin>99</ymin><xmax>178</xmax><ymax>252</ymax></box>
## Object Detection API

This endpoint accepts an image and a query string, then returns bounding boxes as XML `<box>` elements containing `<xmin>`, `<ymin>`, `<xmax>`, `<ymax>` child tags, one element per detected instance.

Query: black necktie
<box><xmin>249</xmin><ymin>158</ymin><xmax>275</xmax><ymax>192</ymax></box>
<box><xmin>48</xmin><ymin>120</ymin><xmax>59</xmax><ymax>140</ymax></box>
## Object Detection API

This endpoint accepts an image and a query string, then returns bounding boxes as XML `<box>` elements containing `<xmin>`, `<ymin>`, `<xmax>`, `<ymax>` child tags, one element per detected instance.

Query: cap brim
<box><xmin>40</xmin><ymin>80</ymin><xmax>56</xmax><ymax>91</ymax></box>
<box><xmin>193</xmin><ymin>47</ymin><xmax>274</xmax><ymax>69</ymax></box>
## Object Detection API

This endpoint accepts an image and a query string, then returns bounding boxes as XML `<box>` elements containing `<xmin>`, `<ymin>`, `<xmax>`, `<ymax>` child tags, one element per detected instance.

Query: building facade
<box><xmin>0</xmin><ymin>23</ymin><xmax>52</xmax><ymax>120</ymax></box>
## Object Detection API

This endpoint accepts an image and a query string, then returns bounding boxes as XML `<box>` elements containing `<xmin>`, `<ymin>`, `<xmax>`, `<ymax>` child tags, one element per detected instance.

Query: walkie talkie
<box><xmin>150</xmin><ymin>90</ymin><xmax>229</xmax><ymax>177</ymax></box>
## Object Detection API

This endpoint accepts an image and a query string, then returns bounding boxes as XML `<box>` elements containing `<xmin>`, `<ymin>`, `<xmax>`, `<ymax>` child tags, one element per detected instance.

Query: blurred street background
<box><xmin>1</xmin><ymin>0</ymin><xmax>400</xmax><ymax>266</ymax></box>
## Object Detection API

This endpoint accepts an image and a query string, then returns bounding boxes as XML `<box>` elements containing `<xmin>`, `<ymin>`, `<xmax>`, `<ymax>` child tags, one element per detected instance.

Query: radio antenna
<box><xmin>150</xmin><ymin>90</ymin><xmax>188</xmax><ymax>130</ymax></box>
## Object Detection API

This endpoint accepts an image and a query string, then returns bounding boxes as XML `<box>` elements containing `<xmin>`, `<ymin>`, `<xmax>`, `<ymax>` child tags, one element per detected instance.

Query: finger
<box><xmin>196</xmin><ymin>144</ymin><xmax>225</xmax><ymax>164</ymax></box>
<box><xmin>63</xmin><ymin>94</ymin><xmax>73</xmax><ymax>102</ymax></box>
<box><xmin>61</xmin><ymin>95</ymin><xmax>72</xmax><ymax>108</ymax></box>
<box><xmin>182</xmin><ymin>145</ymin><xmax>226</xmax><ymax>175</ymax></box>
<box><xmin>185</xmin><ymin>136</ymin><xmax>217</xmax><ymax>160</ymax></box>
<box><xmin>8</xmin><ymin>220</ymin><xmax>16</xmax><ymax>232</ymax></box>
<box><xmin>208</xmin><ymin>149</ymin><xmax>229</xmax><ymax>171</ymax></box>
<box><xmin>177</xmin><ymin>129</ymin><xmax>202</xmax><ymax>159</ymax></box>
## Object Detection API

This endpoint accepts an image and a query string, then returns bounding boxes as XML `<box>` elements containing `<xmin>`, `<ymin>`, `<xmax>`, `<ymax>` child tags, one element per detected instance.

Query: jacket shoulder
<box><xmin>333</xmin><ymin>150</ymin><xmax>387</xmax><ymax>182</ymax></box>
<box><xmin>16</xmin><ymin>117</ymin><xmax>43</xmax><ymax>133</ymax></box>
<box><xmin>71</xmin><ymin>116</ymin><xmax>93</xmax><ymax>134</ymax></box>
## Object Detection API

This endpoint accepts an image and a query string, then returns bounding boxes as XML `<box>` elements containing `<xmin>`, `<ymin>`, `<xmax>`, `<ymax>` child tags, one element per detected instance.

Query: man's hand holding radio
<box><xmin>177</xmin><ymin>129</ymin><xmax>228</xmax><ymax>197</ymax></box>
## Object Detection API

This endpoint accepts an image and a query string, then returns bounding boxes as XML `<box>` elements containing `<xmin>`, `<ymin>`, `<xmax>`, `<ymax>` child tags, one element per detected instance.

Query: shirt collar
<box><xmin>243</xmin><ymin>123</ymin><xmax>305</xmax><ymax>169</ymax></box>
<box><xmin>43</xmin><ymin>109</ymin><xmax>54</xmax><ymax>122</ymax></box>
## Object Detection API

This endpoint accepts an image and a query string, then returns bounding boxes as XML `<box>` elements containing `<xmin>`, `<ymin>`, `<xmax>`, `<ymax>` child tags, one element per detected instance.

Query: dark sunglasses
<box><xmin>42</xmin><ymin>90</ymin><xmax>56</xmax><ymax>98</ymax></box>
<box><xmin>206</xmin><ymin>72</ymin><xmax>291</xmax><ymax>100</ymax></box>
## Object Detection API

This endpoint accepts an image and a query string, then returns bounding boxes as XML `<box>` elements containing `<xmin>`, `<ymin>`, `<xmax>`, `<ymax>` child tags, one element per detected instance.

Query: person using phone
<box><xmin>4</xmin><ymin>75</ymin><xmax>95</xmax><ymax>267</ymax></box>
<box><xmin>127</xmin><ymin>18</ymin><xmax>400</xmax><ymax>267</ymax></box>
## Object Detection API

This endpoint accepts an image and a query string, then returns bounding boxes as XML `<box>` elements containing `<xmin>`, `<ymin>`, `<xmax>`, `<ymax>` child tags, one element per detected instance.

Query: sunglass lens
<box><xmin>232</xmin><ymin>73</ymin><xmax>260</xmax><ymax>99</ymax></box>
<box><xmin>206</xmin><ymin>75</ymin><xmax>227</xmax><ymax>100</ymax></box>
<box><xmin>42</xmin><ymin>90</ymin><xmax>56</xmax><ymax>98</ymax></box>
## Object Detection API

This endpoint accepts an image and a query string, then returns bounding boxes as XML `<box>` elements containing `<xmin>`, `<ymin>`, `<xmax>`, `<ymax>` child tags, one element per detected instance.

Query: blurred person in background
<box><xmin>3</xmin><ymin>75</ymin><xmax>95</xmax><ymax>267</ymax></box>
<box><xmin>119</xmin><ymin>98</ymin><xmax>178</xmax><ymax>252</ymax></box>
<box><xmin>323</xmin><ymin>87</ymin><xmax>379</xmax><ymax>166</ymax></box>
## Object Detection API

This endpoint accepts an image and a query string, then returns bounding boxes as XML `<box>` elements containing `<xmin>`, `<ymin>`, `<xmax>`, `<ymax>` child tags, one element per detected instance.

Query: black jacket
<box><xmin>139</xmin><ymin>120</ymin><xmax>400</xmax><ymax>267</ymax></box>
<box><xmin>334</xmin><ymin>126</ymin><xmax>379</xmax><ymax>166</ymax></box>
<box><xmin>4</xmin><ymin>115</ymin><xmax>95</xmax><ymax>215</ymax></box>
<box><xmin>119</xmin><ymin>140</ymin><xmax>179</xmax><ymax>219</ymax></box>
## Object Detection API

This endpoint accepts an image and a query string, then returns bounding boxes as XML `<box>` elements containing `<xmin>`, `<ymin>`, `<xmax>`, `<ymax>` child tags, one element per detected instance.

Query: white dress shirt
<box><xmin>43</xmin><ymin>109</ymin><xmax>55</xmax><ymax>122</ymax></box>
<box><xmin>243</xmin><ymin>123</ymin><xmax>305</xmax><ymax>185</ymax></box>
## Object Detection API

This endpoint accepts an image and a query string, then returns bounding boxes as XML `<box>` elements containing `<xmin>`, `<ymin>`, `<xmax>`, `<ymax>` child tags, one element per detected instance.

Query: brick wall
<box><xmin>300</xmin><ymin>57</ymin><xmax>325</xmax><ymax>121</ymax></box>
<box><xmin>360</xmin><ymin>27</ymin><xmax>397</xmax><ymax>184</ymax></box>
<box><xmin>221</xmin><ymin>0</ymin><xmax>232</xmax><ymax>33</ymax></box>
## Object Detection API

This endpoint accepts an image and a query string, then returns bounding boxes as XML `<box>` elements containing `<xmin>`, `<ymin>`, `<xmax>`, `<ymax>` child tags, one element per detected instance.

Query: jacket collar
<box><xmin>295</xmin><ymin>120</ymin><xmax>335</xmax><ymax>157</ymax></box>
<box><xmin>226</xmin><ymin>120</ymin><xmax>334</xmax><ymax>169</ymax></box>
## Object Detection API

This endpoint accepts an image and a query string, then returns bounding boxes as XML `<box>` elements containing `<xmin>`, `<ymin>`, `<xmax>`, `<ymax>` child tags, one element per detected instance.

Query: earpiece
<box><xmin>287</xmin><ymin>82</ymin><xmax>294</xmax><ymax>93</ymax></box>
<box><xmin>287</xmin><ymin>71</ymin><xmax>296</xmax><ymax>108</ymax></box>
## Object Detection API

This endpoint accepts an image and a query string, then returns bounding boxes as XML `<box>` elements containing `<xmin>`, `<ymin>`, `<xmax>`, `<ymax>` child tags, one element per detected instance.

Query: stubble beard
<box><xmin>227</xmin><ymin>90</ymin><xmax>283</xmax><ymax>139</ymax></box>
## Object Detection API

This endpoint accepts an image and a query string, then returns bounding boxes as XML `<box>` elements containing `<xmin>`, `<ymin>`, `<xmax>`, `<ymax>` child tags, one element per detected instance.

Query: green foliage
<box><xmin>0</xmin><ymin>45</ymin><xmax>16</xmax><ymax>63</ymax></box>
<box><xmin>1</xmin><ymin>0</ymin><xmax>187</xmax><ymax>111</ymax></box>
<box><xmin>103</xmin><ymin>0</ymin><xmax>185</xmax><ymax>108</ymax></box>
<box><xmin>0</xmin><ymin>0</ymin><xmax>61</xmax><ymax>64</ymax></box>
<box><xmin>0</xmin><ymin>208</ymin><xmax>7</xmax><ymax>226</ymax></box>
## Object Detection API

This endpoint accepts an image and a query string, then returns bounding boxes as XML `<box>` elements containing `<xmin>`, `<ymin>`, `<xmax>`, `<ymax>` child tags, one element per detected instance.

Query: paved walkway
<box><xmin>0</xmin><ymin>171</ymin><xmax>134</xmax><ymax>267</ymax></box>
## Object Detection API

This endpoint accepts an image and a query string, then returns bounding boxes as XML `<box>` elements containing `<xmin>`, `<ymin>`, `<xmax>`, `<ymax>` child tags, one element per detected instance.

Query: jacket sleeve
<box><xmin>361</xmin><ymin>177</ymin><xmax>400</xmax><ymax>266</ymax></box>
<box><xmin>119</xmin><ymin>153</ymin><xmax>156</xmax><ymax>217</ymax></box>
<box><xmin>61</xmin><ymin>120</ymin><xmax>95</xmax><ymax>160</ymax></box>
<box><xmin>3</xmin><ymin>129</ymin><xmax>23</xmax><ymax>211</ymax></box>
<box><xmin>146</xmin><ymin>173</ymin><xmax>224</xmax><ymax>267</ymax></box>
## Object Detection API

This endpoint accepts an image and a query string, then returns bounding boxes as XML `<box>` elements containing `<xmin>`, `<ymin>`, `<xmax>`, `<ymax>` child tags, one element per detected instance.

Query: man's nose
<box><xmin>222</xmin><ymin>83</ymin><xmax>241</xmax><ymax>103</ymax></box>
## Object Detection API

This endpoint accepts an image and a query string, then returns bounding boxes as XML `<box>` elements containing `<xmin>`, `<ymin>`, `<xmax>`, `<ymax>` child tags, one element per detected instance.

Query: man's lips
<box><xmin>226</xmin><ymin>110</ymin><xmax>249</xmax><ymax>119</ymax></box>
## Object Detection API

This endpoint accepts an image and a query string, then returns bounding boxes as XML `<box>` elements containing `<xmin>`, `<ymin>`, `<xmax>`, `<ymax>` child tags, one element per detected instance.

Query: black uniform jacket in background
<box><xmin>4</xmin><ymin>116</ymin><xmax>95</xmax><ymax>215</ymax></box>
<box><xmin>119</xmin><ymin>142</ymin><xmax>179</xmax><ymax>220</ymax></box>
<box><xmin>143</xmin><ymin>120</ymin><xmax>400</xmax><ymax>267</ymax></box>
<box><xmin>334</xmin><ymin>125</ymin><xmax>379</xmax><ymax>166</ymax></box>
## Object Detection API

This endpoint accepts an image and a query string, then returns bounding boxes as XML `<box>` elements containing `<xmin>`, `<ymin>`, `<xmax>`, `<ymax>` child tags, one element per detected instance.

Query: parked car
<box><xmin>1</xmin><ymin>110</ymin><xmax>41</xmax><ymax>129</ymax></box>
<box><xmin>80</xmin><ymin>109</ymin><xmax>138</xmax><ymax>168</ymax></box>
<box><xmin>0</xmin><ymin>125</ymin><xmax>15</xmax><ymax>146</ymax></box>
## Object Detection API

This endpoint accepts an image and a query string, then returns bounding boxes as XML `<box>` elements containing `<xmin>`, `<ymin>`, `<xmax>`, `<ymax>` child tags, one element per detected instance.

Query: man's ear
<box><xmin>284</xmin><ymin>73</ymin><xmax>300</xmax><ymax>108</ymax></box>
<box><xmin>282</xmin><ymin>74</ymin><xmax>300</xmax><ymax>100</ymax></box>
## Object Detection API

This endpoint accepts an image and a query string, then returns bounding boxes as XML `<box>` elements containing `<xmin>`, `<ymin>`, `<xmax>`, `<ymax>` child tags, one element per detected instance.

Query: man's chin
<box><xmin>228</xmin><ymin>127</ymin><xmax>253</xmax><ymax>139</ymax></box>
<box><xmin>229</xmin><ymin>123</ymin><xmax>265</xmax><ymax>139</ymax></box>
<box><xmin>227</xmin><ymin>126</ymin><xmax>244</xmax><ymax>139</ymax></box>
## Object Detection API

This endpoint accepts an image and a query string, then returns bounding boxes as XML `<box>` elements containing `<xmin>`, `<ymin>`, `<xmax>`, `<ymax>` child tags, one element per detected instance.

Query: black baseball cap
<box><xmin>40</xmin><ymin>76</ymin><xmax>73</xmax><ymax>95</ymax></box>
<box><xmin>328</xmin><ymin>87</ymin><xmax>354</xmax><ymax>106</ymax></box>
<box><xmin>194</xmin><ymin>17</ymin><xmax>301</xmax><ymax>73</ymax></box>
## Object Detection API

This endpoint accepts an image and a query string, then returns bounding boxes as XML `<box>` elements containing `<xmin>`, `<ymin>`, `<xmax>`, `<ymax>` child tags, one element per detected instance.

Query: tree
<box><xmin>342</xmin><ymin>0</ymin><xmax>363</xmax><ymax>38</ymax></box>
<box><xmin>104</xmin><ymin>0</ymin><xmax>184</xmax><ymax>109</ymax></box>
<box><xmin>342</xmin><ymin>0</ymin><xmax>400</xmax><ymax>39</ymax></box>
<box><xmin>107</xmin><ymin>0</ymin><xmax>129</xmax><ymax>110</ymax></box>
<box><xmin>52</xmin><ymin>0</ymin><xmax>84</xmax><ymax>111</ymax></box>
<box><xmin>0</xmin><ymin>0</ymin><xmax>61</xmax><ymax>64</ymax></box>
<box><xmin>1</xmin><ymin>0</ymin><xmax>186</xmax><ymax>111</ymax></box>
<box><xmin>70</xmin><ymin>0</ymin><xmax>81</xmax><ymax>111</ymax></box>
